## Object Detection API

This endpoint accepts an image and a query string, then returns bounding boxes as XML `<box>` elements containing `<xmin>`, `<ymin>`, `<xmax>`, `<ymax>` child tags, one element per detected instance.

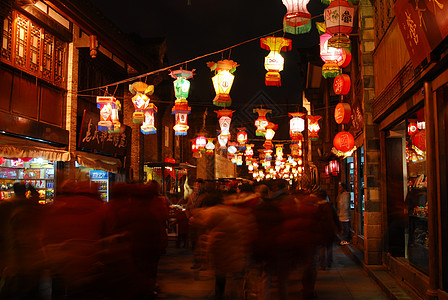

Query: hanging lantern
<box><xmin>236</xmin><ymin>153</ymin><xmax>244</xmax><ymax>166</ymax></box>
<box><xmin>320</xmin><ymin>33</ymin><xmax>343</xmax><ymax>78</ymax></box>
<box><xmin>275</xmin><ymin>144</ymin><xmax>284</xmax><ymax>160</ymax></box>
<box><xmin>109</xmin><ymin>98</ymin><xmax>122</xmax><ymax>133</ymax></box>
<box><xmin>324</xmin><ymin>0</ymin><xmax>354</xmax><ymax>48</ymax></box>
<box><xmin>207</xmin><ymin>60</ymin><xmax>238</xmax><ymax>107</ymax></box>
<box><xmin>333</xmin><ymin>74</ymin><xmax>351</xmax><ymax>95</ymax></box>
<box><xmin>307</xmin><ymin>115</ymin><xmax>321</xmax><ymax>141</ymax></box>
<box><xmin>264</xmin><ymin>122</ymin><xmax>278</xmax><ymax>148</ymax></box>
<box><xmin>236</xmin><ymin>127</ymin><xmax>248</xmax><ymax>148</ymax></box>
<box><xmin>282</xmin><ymin>0</ymin><xmax>312</xmax><ymax>34</ymax></box>
<box><xmin>253</xmin><ymin>108</ymin><xmax>272</xmax><ymax>136</ymax></box>
<box><xmin>218</xmin><ymin>133</ymin><xmax>229</xmax><ymax>150</ymax></box>
<box><xmin>96</xmin><ymin>96</ymin><xmax>115</xmax><ymax>131</ymax></box>
<box><xmin>338</xmin><ymin>47</ymin><xmax>352</xmax><ymax>68</ymax></box>
<box><xmin>408</xmin><ymin>122</ymin><xmax>418</xmax><ymax>136</ymax></box>
<box><xmin>170</xmin><ymin>69</ymin><xmax>194</xmax><ymax>135</ymax></box>
<box><xmin>333</xmin><ymin>131</ymin><xmax>355</xmax><ymax>152</ymax></box>
<box><xmin>140</xmin><ymin>104</ymin><xmax>157</xmax><ymax>135</ymax></box>
<box><xmin>195</xmin><ymin>135</ymin><xmax>207</xmax><ymax>151</ymax></box>
<box><xmin>228</xmin><ymin>142</ymin><xmax>238</xmax><ymax>154</ymax></box>
<box><xmin>329</xmin><ymin>160</ymin><xmax>340</xmax><ymax>175</ymax></box>
<box><xmin>289</xmin><ymin>111</ymin><xmax>306</xmax><ymax>139</ymax></box>
<box><xmin>130</xmin><ymin>82</ymin><xmax>154</xmax><ymax>124</ymax></box>
<box><xmin>245</xmin><ymin>144</ymin><xmax>254</xmax><ymax>158</ymax></box>
<box><xmin>216</xmin><ymin>109</ymin><xmax>234</xmax><ymax>138</ymax></box>
<box><xmin>412</xmin><ymin>130</ymin><xmax>426</xmax><ymax>151</ymax></box>
<box><xmin>205</xmin><ymin>138</ymin><xmax>216</xmax><ymax>155</ymax></box>
<box><xmin>334</xmin><ymin>102</ymin><xmax>352</xmax><ymax>124</ymax></box>
<box><xmin>260</xmin><ymin>37</ymin><xmax>292</xmax><ymax>86</ymax></box>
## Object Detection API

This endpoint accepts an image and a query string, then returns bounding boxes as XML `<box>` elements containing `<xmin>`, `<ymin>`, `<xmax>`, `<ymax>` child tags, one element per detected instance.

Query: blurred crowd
<box><xmin>0</xmin><ymin>180</ymin><xmax>169</xmax><ymax>300</ymax></box>
<box><xmin>0</xmin><ymin>178</ymin><xmax>345</xmax><ymax>300</ymax></box>
<box><xmin>184</xmin><ymin>178</ymin><xmax>342</xmax><ymax>300</ymax></box>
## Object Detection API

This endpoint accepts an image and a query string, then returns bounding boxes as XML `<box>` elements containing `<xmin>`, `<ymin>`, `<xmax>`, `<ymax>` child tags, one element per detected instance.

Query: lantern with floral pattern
<box><xmin>324</xmin><ymin>0</ymin><xmax>354</xmax><ymax>48</ymax></box>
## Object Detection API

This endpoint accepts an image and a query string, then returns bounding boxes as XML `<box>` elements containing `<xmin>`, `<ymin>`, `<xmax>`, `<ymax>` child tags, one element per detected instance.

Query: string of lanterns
<box><xmin>94</xmin><ymin>0</ymin><xmax>359</xmax><ymax>181</ymax></box>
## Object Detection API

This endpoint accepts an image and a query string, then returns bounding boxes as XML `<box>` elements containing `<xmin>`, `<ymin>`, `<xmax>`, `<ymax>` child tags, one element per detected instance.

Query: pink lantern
<box><xmin>196</xmin><ymin>135</ymin><xmax>207</xmax><ymax>150</ymax></box>
<box><xmin>282</xmin><ymin>0</ymin><xmax>312</xmax><ymax>34</ymax></box>
<box><xmin>320</xmin><ymin>33</ymin><xmax>344</xmax><ymax>78</ymax></box>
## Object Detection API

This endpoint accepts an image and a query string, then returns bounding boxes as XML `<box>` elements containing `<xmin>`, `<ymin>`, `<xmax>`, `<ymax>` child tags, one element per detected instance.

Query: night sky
<box><xmin>89</xmin><ymin>0</ymin><xmax>327</xmax><ymax>140</ymax></box>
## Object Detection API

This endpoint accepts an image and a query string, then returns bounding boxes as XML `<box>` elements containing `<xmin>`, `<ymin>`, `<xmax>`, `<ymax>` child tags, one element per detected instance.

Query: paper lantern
<box><xmin>282</xmin><ymin>0</ymin><xmax>312</xmax><ymax>34</ymax></box>
<box><xmin>195</xmin><ymin>135</ymin><xmax>207</xmax><ymax>150</ymax></box>
<box><xmin>333</xmin><ymin>131</ymin><xmax>355</xmax><ymax>152</ymax></box>
<box><xmin>140</xmin><ymin>104</ymin><xmax>157</xmax><ymax>135</ymax></box>
<box><xmin>320</xmin><ymin>33</ymin><xmax>343</xmax><ymax>78</ymax></box>
<box><xmin>205</xmin><ymin>138</ymin><xmax>215</xmax><ymax>155</ymax></box>
<box><xmin>109</xmin><ymin>98</ymin><xmax>122</xmax><ymax>133</ymax></box>
<box><xmin>408</xmin><ymin>122</ymin><xmax>418</xmax><ymax>136</ymax></box>
<box><xmin>253</xmin><ymin>108</ymin><xmax>272</xmax><ymax>136</ymax></box>
<box><xmin>245</xmin><ymin>144</ymin><xmax>254</xmax><ymax>157</ymax></box>
<box><xmin>130</xmin><ymin>82</ymin><xmax>154</xmax><ymax>124</ymax></box>
<box><xmin>170</xmin><ymin>69</ymin><xmax>194</xmax><ymax>136</ymax></box>
<box><xmin>216</xmin><ymin>109</ymin><xmax>234</xmax><ymax>137</ymax></box>
<box><xmin>334</xmin><ymin>102</ymin><xmax>352</xmax><ymax>124</ymax></box>
<box><xmin>96</xmin><ymin>96</ymin><xmax>115</xmax><ymax>131</ymax></box>
<box><xmin>218</xmin><ymin>134</ymin><xmax>229</xmax><ymax>150</ymax></box>
<box><xmin>172</xmin><ymin>107</ymin><xmax>190</xmax><ymax>136</ymax></box>
<box><xmin>333</xmin><ymin>74</ymin><xmax>351</xmax><ymax>95</ymax></box>
<box><xmin>307</xmin><ymin>115</ymin><xmax>321</xmax><ymax>141</ymax></box>
<box><xmin>338</xmin><ymin>47</ymin><xmax>352</xmax><ymax>68</ymax></box>
<box><xmin>260</xmin><ymin>37</ymin><xmax>292</xmax><ymax>86</ymax></box>
<box><xmin>324</xmin><ymin>0</ymin><xmax>354</xmax><ymax>48</ymax></box>
<box><xmin>329</xmin><ymin>160</ymin><xmax>340</xmax><ymax>175</ymax></box>
<box><xmin>289</xmin><ymin>111</ymin><xmax>306</xmax><ymax>139</ymax></box>
<box><xmin>412</xmin><ymin>130</ymin><xmax>426</xmax><ymax>151</ymax></box>
<box><xmin>275</xmin><ymin>144</ymin><xmax>284</xmax><ymax>160</ymax></box>
<box><xmin>228</xmin><ymin>142</ymin><xmax>238</xmax><ymax>154</ymax></box>
<box><xmin>237</xmin><ymin>127</ymin><xmax>248</xmax><ymax>148</ymax></box>
<box><xmin>264</xmin><ymin>122</ymin><xmax>278</xmax><ymax>148</ymax></box>
<box><xmin>207</xmin><ymin>60</ymin><xmax>238</xmax><ymax>107</ymax></box>
<box><xmin>170</xmin><ymin>69</ymin><xmax>194</xmax><ymax>99</ymax></box>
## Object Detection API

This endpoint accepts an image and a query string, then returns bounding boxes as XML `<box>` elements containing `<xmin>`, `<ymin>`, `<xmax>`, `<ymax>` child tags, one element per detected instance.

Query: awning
<box><xmin>0</xmin><ymin>135</ymin><xmax>71</xmax><ymax>161</ymax></box>
<box><xmin>76</xmin><ymin>151</ymin><xmax>122</xmax><ymax>173</ymax></box>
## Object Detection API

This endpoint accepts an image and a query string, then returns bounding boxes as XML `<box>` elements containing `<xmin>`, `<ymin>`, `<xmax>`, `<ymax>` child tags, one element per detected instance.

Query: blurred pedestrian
<box><xmin>337</xmin><ymin>182</ymin><xmax>351</xmax><ymax>245</ymax></box>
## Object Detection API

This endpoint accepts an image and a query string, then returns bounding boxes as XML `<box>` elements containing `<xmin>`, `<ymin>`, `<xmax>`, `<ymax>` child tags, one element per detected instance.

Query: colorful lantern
<box><xmin>228</xmin><ymin>142</ymin><xmax>238</xmax><ymax>154</ymax></box>
<box><xmin>333</xmin><ymin>131</ymin><xmax>355</xmax><ymax>152</ymax></box>
<box><xmin>333</xmin><ymin>74</ymin><xmax>351</xmax><ymax>95</ymax></box>
<box><xmin>205</xmin><ymin>138</ymin><xmax>216</xmax><ymax>155</ymax></box>
<box><xmin>218</xmin><ymin>133</ymin><xmax>229</xmax><ymax>150</ymax></box>
<box><xmin>275</xmin><ymin>144</ymin><xmax>284</xmax><ymax>160</ymax></box>
<box><xmin>289</xmin><ymin>111</ymin><xmax>306</xmax><ymax>139</ymax></box>
<box><xmin>195</xmin><ymin>135</ymin><xmax>207</xmax><ymax>151</ymax></box>
<box><xmin>282</xmin><ymin>0</ymin><xmax>312</xmax><ymax>34</ymax></box>
<box><xmin>324</xmin><ymin>0</ymin><xmax>354</xmax><ymax>48</ymax></box>
<box><xmin>140</xmin><ymin>104</ymin><xmax>157</xmax><ymax>135</ymax></box>
<box><xmin>216</xmin><ymin>109</ymin><xmax>234</xmax><ymax>137</ymax></box>
<box><xmin>109</xmin><ymin>98</ymin><xmax>122</xmax><ymax>133</ymax></box>
<box><xmin>264</xmin><ymin>122</ymin><xmax>278</xmax><ymax>148</ymax></box>
<box><xmin>245</xmin><ymin>144</ymin><xmax>254</xmax><ymax>158</ymax></box>
<box><xmin>236</xmin><ymin>128</ymin><xmax>248</xmax><ymax>148</ymax></box>
<box><xmin>307</xmin><ymin>115</ymin><xmax>321</xmax><ymax>141</ymax></box>
<box><xmin>320</xmin><ymin>33</ymin><xmax>343</xmax><ymax>78</ymax></box>
<box><xmin>96</xmin><ymin>96</ymin><xmax>115</xmax><ymax>131</ymax></box>
<box><xmin>170</xmin><ymin>69</ymin><xmax>194</xmax><ymax>135</ymax></box>
<box><xmin>207</xmin><ymin>60</ymin><xmax>238</xmax><ymax>107</ymax></box>
<box><xmin>130</xmin><ymin>82</ymin><xmax>154</xmax><ymax>124</ymax></box>
<box><xmin>253</xmin><ymin>108</ymin><xmax>272</xmax><ymax>136</ymax></box>
<box><xmin>260</xmin><ymin>37</ymin><xmax>292</xmax><ymax>86</ymax></box>
<box><xmin>334</xmin><ymin>102</ymin><xmax>351</xmax><ymax>124</ymax></box>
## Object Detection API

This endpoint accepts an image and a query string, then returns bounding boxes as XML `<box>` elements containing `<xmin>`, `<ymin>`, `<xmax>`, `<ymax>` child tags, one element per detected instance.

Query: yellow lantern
<box><xmin>260</xmin><ymin>37</ymin><xmax>292</xmax><ymax>86</ymax></box>
<box><xmin>207</xmin><ymin>60</ymin><xmax>238</xmax><ymax>107</ymax></box>
<box><xmin>205</xmin><ymin>138</ymin><xmax>216</xmax><ymax>155</ymax></box>
<box><xmin>264</xmin><ymin>122</ymin><xmax>278</xmax><ymax>149</ymax></box>
<box><xmin>130</xmin><ymin>81</ymin><xmax>154</xmax><ymax>124</ymax></box>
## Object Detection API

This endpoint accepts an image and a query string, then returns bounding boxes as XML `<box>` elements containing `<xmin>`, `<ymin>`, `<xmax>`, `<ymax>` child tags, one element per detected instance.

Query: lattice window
<box><xmin>29</xmin><ymin>22</ymin><xmax>42</xmax><ymax>73</ymax></box>
<box><xmin>1</xmin><ymin>13</ymin><xmax>12</xmax><ymax>61</ymax></box>
<box><xmin>42</xmin><ymin>32</ymin><xmax>54</xmax><ymax>81</ymax></box>
<box><xmin>15</xmin><ymin>13</ymin><xmax>28</xmax><ymax>68</ymax></box>
<box><xmin>54</xmin><ymin>39</ymin><xmax>64</xmax><ymax>84</ymax></box>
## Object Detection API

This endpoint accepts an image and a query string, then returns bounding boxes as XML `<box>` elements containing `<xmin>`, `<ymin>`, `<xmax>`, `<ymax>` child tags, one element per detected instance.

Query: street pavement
<box><xmin>156</xmin><ymin>241</ymin><xmax>395</xmax><ymax>300</ymax></box>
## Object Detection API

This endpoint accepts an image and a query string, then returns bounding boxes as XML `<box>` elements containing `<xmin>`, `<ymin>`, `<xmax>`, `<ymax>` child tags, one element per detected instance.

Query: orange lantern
<box><xmin>218</xmin><ymin>133</ymin><xmax>229</xmax><ymax>150</ymax></box>
<box><xmin>207</xmin><ymin>60</ymin><xmax>238</xmax><ymax>107</ymax></box>
<box><xmin>245</xmin><ymin>144</ymin><xmax>254</xmax><ymax>158</ymax></box>
<box><xmin>412</xmin><ymin>130</ymin><xmax>426</xmax><ymax>151</ymax></box>
<box><xmin>263</xmin><ymin>122</ymin><xmax>278</xmax><ymax>149</ymax></box>
<box><xmin>324</xmin><ymin>0</ymin><xmax>354</xmax><ymax>48</ymax></box>
<box><xmin>333</xmin><ymin>74</ymin><xmax>351</xmax><ymax>95</ymax></box>
<box><xmin>333</xmin><ymin>131</ymin><xmax>355</xmax><ymax>152</ymax></box>
<box><xmin>307</xmin><ymin>115</ymin><xmax>321</xmax><ymax>141</ymax></box>
<box><xmin>96</xmin><ymin>96</ymin><xmax>115</xmax><ymax>131</ymax></box>
<box><xmin>216</xmin><ymin>109</ymin><xmax>234</xmax><ymax>137</ymax></box>
<box><xmin>260</xmin><ymin>37</ymin><xmax>292</xmax><ymax>86</ymax></box>
<box><xmin>130</xmin><ymin>82</ymin><xmax>154</xmax><ymax>124</ymax></box>
<box><xmin>253</xmin><ymin>108</ymin><xmax>272</xmax><ymax>136</ymax></box>
<box><xmin>334</xmin><ymin>102</ymin><xmax>351</xmax><ymax>124</ymax></box>
<box><xmin>237</xmin><ymin>128</ymin><xmax>248</xmax><ymax>148</ymax></box>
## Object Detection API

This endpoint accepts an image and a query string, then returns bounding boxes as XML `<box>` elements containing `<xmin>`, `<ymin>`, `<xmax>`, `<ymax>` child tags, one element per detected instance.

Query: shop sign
<box><xmin>90</xmin><ymin>170</ymin><xmax>108</xmax><ymax>180</ymax></box>
<box><xmin>78</xmin><ymin>111</ymin><xmax>129</xmax><ymax>156</ymax></box>
<box><xmin>394</xmin><ymin>0</ymin><xmax>448</xmax><ymax>68</ymax></box>
<box><xmin>0</xmin><ymin>168</ymin><xmax>17</xmax><ymax>179</ymax></box>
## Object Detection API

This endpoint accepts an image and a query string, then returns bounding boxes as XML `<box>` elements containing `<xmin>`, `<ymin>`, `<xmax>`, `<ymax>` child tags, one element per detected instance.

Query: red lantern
<box><xmin>412</xmin><ymin>130</ymin><xmax>426</xmax><ymax>151</ymax></box>
<box><xmin>338</xmin><ymin>48</ymin><xmax>352</xmax><ymax>68</ymax></box>
<box><xmin>333</xmin><ymin>74</ymin><xmax>351</xmax><ymax>95</ymax></box>
<box><xmin>329</xmin><ymin>160</ymin><xmax>340</xmax><ymax>175</ymax></box>
<box><xmin>334</xmin><ymin>103</ymin><xmax>351</xmax><ymax>124</ymax></box>
<box><xmin>253</xmin><ymin>108</ymin><xmax>272</xmax><ymax>136</ymax></box>
<box><xmin>408</xmin><ymin>122</ymin><xmax>418</xmax><ymax>136</ymax></box>
<box><xmin>333</xmin><ymin>131</ymin><xmax>355</xmax><ymax>152</ymax></box>
<box><xmin>307</xmin><ymin>115</ymin><xmax>321</xmax><ymax>141</ymax></box>
<box><xmin>236</xmin><ymin>128</ymin><xmax>248</xmax><ymax>146</ymax></box>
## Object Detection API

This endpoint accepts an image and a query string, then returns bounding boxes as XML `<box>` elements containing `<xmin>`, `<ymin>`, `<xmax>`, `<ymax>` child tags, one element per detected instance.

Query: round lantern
<box><xmin>333</xmin><ymin>131</ymin><xmax>355</xmax><ymax>152</ymax></box>
<box><xmin>338</xmin><ymin>48</ymin><xmax>352</xmax><ymax>68</ymax></box>
<box><xmin>334</xmin><ymin>102</ymin><xmax>352</xmax><ymax>124</ymax></box>
<box><xmin>333</xmin><ymin>74</ymin><xmax>351</xmax><ymax>95</ymax></box>
<box><xmin>237</xmin><ymin>128</ymin><xmax>248</xmax><ymax>145</ymax></box>
<box><xmin>408</xmin><ymin>122</ymin><xmax>418</xmax><ymax>136</ymax></box>
<box><xmin>412</xmin><ymin>130</ymin><xmax>426</xmax><ymax>151</ymax></box>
